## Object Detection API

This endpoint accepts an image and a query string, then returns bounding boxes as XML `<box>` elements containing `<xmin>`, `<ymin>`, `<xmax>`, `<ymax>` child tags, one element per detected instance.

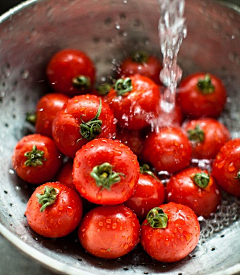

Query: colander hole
<box><xmin>11</xmin><ymin>96</ymin><xmax>16</xmax><ymax>102</ymax></box>
<box><xmin>9</xmin><ymin>203</ymin><xmax>13</xmax><ymax>207</ymax></box>
<box><xmin>178</xmin><ymin>273</ymin><xmax>183</xmax><ymax>275</ymax></box>
<box><xmin>220</xmin><ymin>234</ymin><xmax>225</xmax><ymax>238</ymax></box>
<box><xmin>143</xmin><ymin>272</ymin><xmax>149</xmax><ymax>274</ymax></box>
<box><xmin>4</xmin><ymin>190</ymin><xmax>8</xmax><ymax>194</ymax></box>
<box><xmin>5</xmin><ymin>123</ymin><xmax>9</xmax><ymax>128</ymax></box>
<box><xmin>10</xmin><ymin>223</ymin><xmax>13</xmax><ymax>227</ymax></box>
<box><xmin>123</xmin><ymin>267</ymin><xmax>129</xmax><ymax>271</ymax></box>
<box><xmin>12</xmin><ymin>114</ymin><xmax>16</xmax><ymax>119</ymax></box>
<box><xmin>8</xmin><ymin>214</ymin><xmax>12</xmax><ymax>217</ymax></box>
<box><xmin>77</xmin><ymin>258</ymin><xmax>82</xmax><ymax>261</ymax></box>
<box><xmin>211</xmin><ymin>247</ymin><xmax>216</xmax><ymax>251</ymax></box>
<box><xmin>191</xmin><ymin>254</ymin><xmax>196</xmax><ymax>258</ymax></box>
<box><xmin>2</xmin><ymin>82</ymin><xmax>6</xmax><ymax>87</ymax></box>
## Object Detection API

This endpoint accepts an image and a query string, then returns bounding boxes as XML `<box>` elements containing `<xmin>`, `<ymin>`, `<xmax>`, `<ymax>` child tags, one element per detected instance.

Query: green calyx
<box><xmin>79</xmin><ymin>98</ymin><xmax>102</xmax><ymax>141</ymax></box>
<box><xmin>24</xmin><ymin>145</ymin><xmax>46</xmax><ymax>167</ymax></box>
<box><xmin>192</xmin><ymin>172</ymin><xmax>210</xmax><ymax>188</ymax></box>
<box><xmin>187</xmin><ymin>124</ymin><xmax>205</xmax><ymax>143</ymax></box>
<box><xmin>131</xmin><ymin>50</ymin><xmax>149</xmax><ymax>64</ymax></box>
<box><xmin>114</xmin><ymin>77</ymin><xmax>133</xmax><ymax>96</ymax></box>
<box><xmin>235</xmin><ymin>170</ymin><xmax>240</xmax><ymax>180</ymax></box>
<box><xmin>26</xmin><ymin>112</ymin><xmax>37</xmax><ymax>125</ymax></box>
<box><xmin>90</xmin><ymin>162</ymin><xmax>125</xmax><ymax>190</ymax></box>
<box><xmin>145</xmin><ymin>207</ymin><xmax>168</xmax><ymax>229</ymax></box>
<box><xmin>36</xmin><ymin>186</ymin><xmax>58</xmax><ymax>212</ymax></box>
<box><xmin>140</xmin><ymin>164</ymin><xmax>159</xmax><ymax>181</ymax></box>
<box><xmin>197</xmin><ymin>74</ymin><xmax>215</xmax><ymax>94</ymax></box>
<box><xmin>96</xmin><ymin>83</ymin><xmax>112</xmax><ymax>96</ymax></box>
<box><xmin>72</xmin><ymin>75</ymin><xmax>91</xmax><ymax>90</ymax></box>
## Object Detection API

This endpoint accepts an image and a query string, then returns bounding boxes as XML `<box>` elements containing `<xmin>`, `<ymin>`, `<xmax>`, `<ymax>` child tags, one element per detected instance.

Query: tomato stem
<box><xmin>26</xmin><ymin>112</ymin><xmax>37</xmax><ymax>125</ymax></box>
<box><xmin>192</xmin><ymin>172</ymin><xmax>210</xmax><ymax>188</ymax></box>
<box><xmin>36</xmin><ymin>186</ymin><xmax>57</xmax><ymax>212</ymax></box>
<box><xmin>140</xmin><ymin>164</ymin><xmax>159</xmax><ymax>181</ymax></box>
<box><xmin>197</xmin><ymin>74</ymin><xmax>215</xmax><ymax>94</ymax></box>
<box><xmin>114</xmin><ymin>78</ymin><xmax>133</xmax><ymax>96</ymax></box>
<box><xmin>131</xmin><ymin>51</ymin><xmax>149</xmax><ymax>64</ymax></box>
<box><xmin>91</xmin><ymin>162</ymin><xmax>125</xmax><ymax>190</ymax></box>
<box><xmin>72</xmin><ymin>75</ymin><xmax>91</xmax><ymax>90</ymax></box>
<box><xmin>187</xmin><ymin>124</ymin><xmax>205</xmax><ymax>143</ymax></box>
<box><xmin>24</xmin><ymin>145</ymin><xmax>46</xmax><ymax>167</ymax></box>
<box><xmin>79</xmin><ymin>98</ymin><xmax>102</xmax><ymax>141</ymax></box>
<box><xmin>145</xmin><ymin>207</ymin><xmax>168</xmax><ymax>229</ymax></box>
<box><xmin>96</xmin><ymin>83</ymin><xmax>112</xmax><ymax>96</ymax></box>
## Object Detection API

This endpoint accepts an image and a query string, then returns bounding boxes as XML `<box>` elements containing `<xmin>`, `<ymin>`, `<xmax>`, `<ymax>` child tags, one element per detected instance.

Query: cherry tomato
<box><xmin>212</xmin><ymin>139</ymin><xmax>240</xmax><ymax>197</ymax></box>
<box><xmin>106</xmin><ymin>74</ymin><xmax>161</xmax><ymax>130</ymax></box>
<box><xmin>124</xmin><ymin>164</ymin><xmax>165</xmax><ymax>221</ymax></box>
<box><xmin>182</xmin><ymin>118</ymin><xmax>230</xmax><ymax>160</ymax></box>
<box><xmin>12</xmin><ymin>134</ymin><xmax>62</xmax><ymax>184</ymax></box>
<box><xmin>73</xmin><ymin>138</ymin><xmax>139</xmax><ymax>205</ymax></box>
<box><xmin>46</xmin><ymin>49</ymin><xmax>96</xmax><ymax>96</ymax></box>
<box><xmin>117</xmin><ymin>51</ymin><xmax>162</xmax><ymax>85</ymax></box>
<box><xmin>166</xmin><ymin>167</ymin><xmax>221</xmax><ymax>218</ymax></box>
<box><xmin>56</xmin><ymin>160</ymin><xmax>76</xmax><ymax>190</ymax></box>
<box><xmin>141</xmin><ymin>202</ymin><xmax>200</xmax><ymax>262</ymax></box>
<box><xmin>177</xmin><ymin>73</ymin><xmax>227</xmax><ymax>118</ymax></box>
<box><xmin>142</xmin><ymin>126</ymin><xmax>192</xmax><ymax>174</ymax></box>
<box><xmin>25</xmin><ymin>182</ymin><xmax>83</xmax><ymax>238</ymax></box>
<box><xmin>52</xmin><ymin>94</ymin><xmax>116</xmax><ymax>158</ymax></box>
<box><xmin>78</xmin><ymin>204</ymin><xmax>140</xmax><ymax>259</ymax></box>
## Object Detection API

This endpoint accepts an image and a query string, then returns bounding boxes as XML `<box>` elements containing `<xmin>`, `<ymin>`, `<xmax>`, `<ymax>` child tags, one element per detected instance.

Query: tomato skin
<box><xmin>166</xmin><ymin>167</ymin><xmax>221</xmax><ymax>218</ymax></box>
<box><xmin>106</xmin><ymin>74</ymin><xmax>161</xmax><ymax>130</ymax></box>
<box><xmin>35</xmin><ymin>93</ymin><xmax>69</xmax><ymax>138</ymax></box>
<box><xmin>177</xmin><ymin>73</ymin><xmax>227</xmax><ymax>118</ymax></box>
<box><xmin>78</xmin><ymin>204</ymin><xmax>140</xmax><ymax>259</ymax></box>
<box><xmin>73</xmin><ymin>138</ymin><xmax>139</xmax><ymax>205</ymax></box>
<box><xmin>212</xmin><ymin>139</ymin><xmax>240</xmax><ymax>197</ymax></box>
<box><xmin>46</xmin><ymin>49</ymin><xmax>96</xmax><ymax>96</ymax></box>
<box><xmin>124</xmin><ymin>174</ymin><xmax>165</xmax><ymax>221</ymax></box>
<box><xmin>52</xmin><ymin>94</ymin><xmax>116</xmax><ymax>158</ymax></box>
<box><xmin>56</xmin><ymin>160</ymin><xmax>76</xmax><ymax>190</ymax></box>
<box><xmin>25</xmin><ymin>182</ymin><xmax>83</xmax><ymax>238</ymax></box>
<box><xmin>141</xmin><ymin>202</ymin><xmax>200</xmax><ymax>262</ymax></box>
<box><xmin>12</xmin><ymin>134</ymin><xmax>62</xmax><ymax>184</ymax></box>
<box><xmin>142</xmin><ymin>126</ymin><xmax>192</xmax><ymax>174</ymax></box>
<box><xmin>183</xmin><ymin>118</ymin><xmax>230</xmax><ymax>159</ymax></box>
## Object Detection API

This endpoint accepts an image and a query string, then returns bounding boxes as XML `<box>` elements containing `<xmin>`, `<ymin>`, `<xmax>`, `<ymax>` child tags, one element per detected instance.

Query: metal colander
<box><xmin>0</xmin><ymin>0</ymin><xmax>240</xmax><ymax>274</ymax></box>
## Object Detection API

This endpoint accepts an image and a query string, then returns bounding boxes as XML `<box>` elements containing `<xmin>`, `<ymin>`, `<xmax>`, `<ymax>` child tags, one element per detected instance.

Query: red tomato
<box><xmin>25</xmin><ymin>182</ymin><xmax>83</xmax><ymax>238</ymax></box>
<box><xmin>212</xmin><ymin>139</ymin><xmax>240</xmax><ymax>197</ymax></box>
<box><xmin>46</xmin><ymin>49</ymin><xmax>96</xmax><ymax>96</ymax></box>
<box><xmin>183</xmin><ymin>118</ymin><xmax>230</xmax><ymax>159</ymax></box>
<box><xmin>177</xmin><ymin>73</ymin><xmax>227</xmax><ymax>118</ymax></box>
<box><xmin>142</xmin><ymin>126</ymin><xmax>192</xmax><ymax>174</ymax></box>
<box><xmin>141</xmin><ymin>202</ymin><xmax>200</xmax><ymax>262</ymax></box>
<box><xmin>106</xmin><ymin>74</ymin><xmax>161</xmax><ymax>130</ymax></box>
<box><xmin>12</xmin><ymin>134</ymin><xmax>62</xmax><ymax>184</ymax></box>
<box><xmin>56</xmin><ymin>160</ymin><xmax>76</xmax><ymax>190</ymax></box>
<box><xmin>117</xmin><ymin>51</ymin><xmax>162</xmax><ymax>85</ymax></box>
<box><xmin>78</xmin><ymin>204</ymin><xmax>140</xmax><ymax>259</ymax></box>
<box><xmin>124</xmin><ymin>164</ymin><xmax>165</xmax><ymax>221</ymax></box>
<box><xmin>32</xmin><ymin>93</ymin><xmax>69</xmax><ymax>138</ymax></box>
<box><xmin>73</xmin><ymin>138</ymin><xmax>139</xmax><ymax>205</ymax></box>
<box><xmin>52</xmin><ymin>94</ymin><xmax>116</xmax><ymax>158</ymax></box>
<box><xmin>166</xmin><ymin>167</ymin><xmax>221</xmax><ymax>218</ymax></box>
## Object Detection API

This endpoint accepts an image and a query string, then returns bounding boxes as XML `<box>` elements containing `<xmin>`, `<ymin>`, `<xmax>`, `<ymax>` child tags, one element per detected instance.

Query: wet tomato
<box><xmin>141</xmin><ymin>202</ymin><xmax>200</xmax><ymax>262</ymax></box>
<box><xmin>183</xmin><ymin>118</ymin><xmax>230</xmax><ymax>159</ymax></box>
<box><xmin>52</xmin><ymin>94</ymin><xmax>116</xmax><ymax>158</ymax></box>
<box><xmin>73</xmin><ymin>138</ymin><xmax>139</xmax><ymax>205</ymax></box>
<box><xmin>177</xmin><ymin>73</ymin><xmax>227</xmax><ymax>118</ymax></box>
<box><xmin>46</xmin><ymin>49</ymin><xmax>96</xmax><ymax>96</ymax></box>
<box><xmin>25</xmin><ymin>182</ymin><xmax>83</xmax><ymax>238</ymax></box>
<box><xmin>78</xmin><ymin>204</ymin><xmax>140</xmax><ymax>259</ymax></box>
<box><xmin>166</xmin><ymin>167</ymin><xmax>221</xmax><ymax>218</ymax></box>
<box><xmin>56</xmin><ymin>160</ymin><xmax>76</xmax><ymax>190</ymax></box>
<box><xmin>106</xmin><ymin>74</ymin><xmax>161</xmax><ymax>130</ymax></box>
<box><xmin>12</xmin><ymin>134</ymin><xmax>62</xmax><ymax>184</ymax></box>
<box><xmin>117</xmin><ymin>51</ymin><xmax>162</xmax><ymax>85</ymax></box>
<box><xmin>212</xmin><ymin>139</ymin><xmax>240</xmax><ymax>197</ymax></box>
<box><xmin>142</xmin><ymin>126</ymin><xmax>192</xmax><ymax>174</ymax></box>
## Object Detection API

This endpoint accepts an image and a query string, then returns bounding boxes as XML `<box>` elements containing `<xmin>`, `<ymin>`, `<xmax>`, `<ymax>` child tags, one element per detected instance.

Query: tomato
<box><xmin>73</xmin><ymin>138</ymin><xmax>139</xmax><ymax>205</ymax></box>
<box><xmin>124</xmin><ymin>164</ymin><xmax>165</xmax><ymax>221</ymax></box>
<box><xmin>142</xmin><ymin>126</ymin><xmax>192</xmax><ymax>174</ymax></box>
<box><xmin>56</xmin><ymin>160</ymin><xmax>76</xmax><ymax>190</ymax></box>
<box><xmin>166</xmin><ymin>167</ymin><xmax>221</xmax><ymax>218</ymax></box>
<box><xmin>177</xmin><ymin>73</ymin><xmax>227</xmax><ymax>118</ymax></box>
<box><xmin>141</xmin><ymin>202</ymin><xmax>200</xmax><ymax>262</ymax></box>
<box><xmin>182</xmin><ymin>118</ymin><xmax>230</xmax><ymax>159</ymax></box>
<box><xmin>12</xmin><ymin>134</ymin><xmax>62</xmax><ymax>184</ymax></box>
<box><xmin>25</xmin><ymin>182</ymin><xmax>83</xmax><ymax>238</ymax></box>
<box><xmin>52</xmin><ymin>94</ymin><xmax>116</xmax><ymax>158</ymax></box>
<box><xmin>212</xmin><ymin>139</ymin><xmax>240</xmax><ymax>197</ymax></box>
<box><xmin>46</xmin><ymin>49</ymin><xmax>96</xmax><ymax>96</ymax></box>
<box><xmin>117</xmin><ymin>51</ymin><xmax>162</xmax><ymax>85</ymax></box>
<box><xmin>78</xmin><ymin>204</ymin><xmax>140</xmax><ymax>259</ymax></box>
<box><xmin>106</xmin><ymin>74</ymin><xmax>161</xmax><ymax>130</ymax></box>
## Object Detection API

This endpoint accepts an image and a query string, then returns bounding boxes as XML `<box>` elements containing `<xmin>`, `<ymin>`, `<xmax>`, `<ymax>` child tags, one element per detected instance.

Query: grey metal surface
<box><xmin>0</xmin><ymin>0</ymin><xmax>240</xmax><ymax>274</ymax></box>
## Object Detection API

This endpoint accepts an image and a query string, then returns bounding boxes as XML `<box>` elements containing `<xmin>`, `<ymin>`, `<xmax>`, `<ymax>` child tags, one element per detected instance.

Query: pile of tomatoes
<box><xmin>12</xmin><ymin>48</ymin><xmax>240</xmax><ymax>263</ymax></box>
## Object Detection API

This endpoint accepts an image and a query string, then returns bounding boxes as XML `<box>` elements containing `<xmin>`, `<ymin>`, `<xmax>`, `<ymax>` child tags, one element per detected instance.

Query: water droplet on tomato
<box><xmin>67</xmin><ymin>206</ymin><xmax>74</xmax><ymax>217</ymax></box>
<box><xmin>228</xmin><ymin>162</ymin><xmax>236</xmax><ymax>172</ymax></box>
<box><xmin>106</xmin><ymin>218</ymin><xmax>112</xmax><ymax>224</ymax></box>
<box><xmin>112</xmin><ymin>223</ymin><xmax>117</xmax><ymax>229</ymax></box>
<box><xmin>58</xmin><ymin>205</ymin><xmax>63</xmax><ymax>211</ymax></box>
<box><xmin>217</xmin><ymin>160</ymin><xmax>225</xmax><ymax>169</ymax></box>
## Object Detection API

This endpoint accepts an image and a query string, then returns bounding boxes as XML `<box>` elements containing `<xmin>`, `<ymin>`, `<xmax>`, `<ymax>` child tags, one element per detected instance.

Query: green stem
<box><xmin>24</xmin><ymin>145</ymin><xmax>46</xmax><ymax>167</ymax></box>
<box><xmin>144</xmin><ymin>207</ymin><xmax>168</xmax><ymax>229</ymax></box>
<box><xmin>114</xmin><ymin>78</ymin><xmax>133</xmax><ymax>96</ymax></box>
<box><xmin>197</xmin><ymin>74</ymin><xmax>215</xmax><ymax>94</ymax></box>
<box><xmin>235</xmin><ymin>170</ymin><xmax>240</xmax><ymax>180</ymax></box>
<box><xmin>187</xmin><ymin>124</ymin><xmax>205</xmax><ymax>143</ymax></box>
<box><xmin>140</xmin><ymin>164</ymin><xmax>159</xmax><ymax>181</ymax></box>
<box><xmin>131</xmin><ymin>50</ymin><xmax>149</xmax><ymax>64</ymax></box>
<box><xmin>192</xmin><ymin>172</ymin><xmax>210</xmax><ymax>188</ymax></box>
<box><xmin>36</xmin><ymin>186</ymin><xmax>57</xmax><ymax>212</ymax></box>
<box><xmin>72</xmin><ymin>75</ymin><xmax>91</xmax><ymax>90</ymax></box>
<box><xmin>26</xmin><ymin>112</ymin><xmax>37</xmax><ymax>125</ymax></box>
<box><xmin>96</xmin><ymin>83</ymin><xmax>112</xmax><ymax>96</ymax></box>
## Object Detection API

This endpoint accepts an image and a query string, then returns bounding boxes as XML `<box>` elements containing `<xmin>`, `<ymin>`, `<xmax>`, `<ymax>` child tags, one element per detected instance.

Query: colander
<box><xmin>0</xmin><ymin>0</ymin><xmax>240</xmax><ymax>274</ymax></box>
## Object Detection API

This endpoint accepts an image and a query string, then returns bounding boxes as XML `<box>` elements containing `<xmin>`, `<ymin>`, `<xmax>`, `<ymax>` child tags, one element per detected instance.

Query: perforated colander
<box><xmin>0</xmin><ymin>0</ymin><xmax>240</xmax><ymax>274</ymax></box>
